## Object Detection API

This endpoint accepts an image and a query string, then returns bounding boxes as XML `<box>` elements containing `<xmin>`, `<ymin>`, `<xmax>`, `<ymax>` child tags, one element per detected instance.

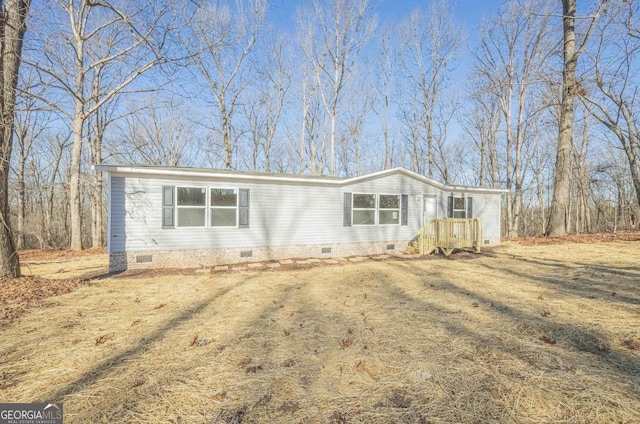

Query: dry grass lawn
<box><xmin>1</xmin><ymin>240</ymin><xmax>640</xmax><ymax>423</ymax></box>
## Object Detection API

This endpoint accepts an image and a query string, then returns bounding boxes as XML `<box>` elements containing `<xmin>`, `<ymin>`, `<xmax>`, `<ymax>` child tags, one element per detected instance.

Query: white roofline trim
<box><xmin>93</xmin><ymin>165</ymin><xmax>508</xmax><ymax>194</ymax></box>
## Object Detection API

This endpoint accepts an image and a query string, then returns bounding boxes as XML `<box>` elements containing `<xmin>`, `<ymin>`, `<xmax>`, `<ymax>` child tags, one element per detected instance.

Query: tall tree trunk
<box><xmin>16</xmin><ymin>153</ymin><xmax>25</xmax><ymax>249</ymax></box>
<box><xmin>68</xmin><ymin>22</ymin><xmax>86</xmax><ymax>250</ymax></box>
<box><xmin>46</xmin><ymin>139</ymin><xmax>64</xmax><ymax>247</ymax></box>
<box><xmin>91</xmin><ymin>160</ymin><xmax>103</xmax><ymax>249</ymax></box>
<box><xmin>329</xmin><ymin>110</ymin><xmax>336</xmax><ymax>176</ymax></box>
<box><xmin>69</xmin><ymin>103</ymin><xmax>84</xmax><ymax>250</ymax></box>
<box><xmin>220</xmin><ymin>91</ymin><xmax>232</xmax><ymax>170</ymax></box>
<box><xmin>300</xmin><ymin>79</ymin><xmax>308</xmax><ymax>173</ymax></box>
<box><xmin>90</xmin><ymin>169</ymin><xmax>103</xmax><ymax>248</ymax></box>
<box><xmin>504</xmin><ymin>93</ymin><xmax>514</xmax><ymax>238</ymax></box>
<box><xmin>547</xmin><ymin>0</ymin><xmax>577</xmax><ymax>237</ymax></box>
<box><xmin>547</xmin><ymin>0</ymin><xmax>607</xmax><ymax>235</ymax></box>
<box><xmin>383</xmin><ymin>96</ymin><xmax>391</xmax><ymax>169</ymax></box>
<box><xmin>0</xmin><ymin>0</ymin><xmax>30</xmax><ymax>277</ymax></box>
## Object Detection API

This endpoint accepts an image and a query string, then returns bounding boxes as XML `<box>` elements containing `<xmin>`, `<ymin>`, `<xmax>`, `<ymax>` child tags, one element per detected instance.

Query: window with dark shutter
<box><xmin>466</xmin><ymin>197</ymin><xmax>473</xmax><ymax>218</ymax></box>
<box><xmin>401</xmin><ymin>194</ymin><xmax>408</xmax><ymax>225</ymax></box>
<box><xmin>162</xmin><ymin>186</ymin><xmax>175</xmax><ymax>229</ymax></box>
<box><xmin>343</xmin><ymin>193</ymin><xmax>352</xmax><ymax>227</ymax></box>
<box><xmin>447</xmin><ymin>195</ymin><xmax>454</xmax><ymax>218</ymax></box>
<box><xmin>238</xmin><ymin>189</ymin><xmax>250</xmax><ymax>228</ymax></box>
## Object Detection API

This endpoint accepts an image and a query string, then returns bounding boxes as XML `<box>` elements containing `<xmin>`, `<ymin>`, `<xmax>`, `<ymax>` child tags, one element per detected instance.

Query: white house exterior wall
<box><xmin>107</xmin><ymin>171</ymin><xmax>501</xmax><ymax>271</ymax></box>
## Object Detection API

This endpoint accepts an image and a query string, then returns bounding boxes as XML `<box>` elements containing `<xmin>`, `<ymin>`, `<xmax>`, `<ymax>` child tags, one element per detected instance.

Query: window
<box><xmin>344</xmin><ymin>192</ymin><xmax>407</xmax><ymax>227</ymax></box>
<box><xmin>210</xmin><ymin>188</ymin><xmax>237</xmax><ymax>227</ymax></box>
<box><xmin>353</xmin><ymin>193</ymin><xmax>376</xmax><ymax>225</ymax></box>
<box><xmin>448</xmin><ymin>195</ymin><xmax>473</xmax><ymax>218</ymax></box>
<box><xmin>177</xmin><ymin>187</ymin><xmax>206</xmax><ymax>227</ymax></box>
<box><xmin>453</xmin><ymin>196</ymin><xmax>466</xmax><ymax>218</ymax></box>
<box><xmin>163</xmin><ymin>186</ymin><xmax>249</xmax><ymax>229</ymax></box>
<box><xmin>379</xmin><ymin>194</ymin><xmax>400</xmax><ymax>225</ymax></box>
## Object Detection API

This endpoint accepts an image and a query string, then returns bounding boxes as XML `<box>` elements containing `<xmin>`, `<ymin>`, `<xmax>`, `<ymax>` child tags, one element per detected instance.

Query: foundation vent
<box><xmin>387</xmin><ymin>244</ymin><xmax>395</xmax><ymax>250</ymax></box>
<box><xmin>322</xmin><ymin>247</ymin><xmax>332</xmax><ymax>254</ymax></box>
<box><xmin>136</xmin><ymin>255</ymin><xmax>153</xmax><ymax>263</ymax></box>
<box><xmin>240</xmin><ymin>250</ymin><xmax>253</xmax><ymax>258</ymax></box>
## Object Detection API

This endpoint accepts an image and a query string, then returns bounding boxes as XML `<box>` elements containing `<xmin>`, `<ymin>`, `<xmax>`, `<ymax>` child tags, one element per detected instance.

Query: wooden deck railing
<box><xmin>418</xmin><ymin>218</ymin><xmax>482</xmax><ymax>256</ymax></box>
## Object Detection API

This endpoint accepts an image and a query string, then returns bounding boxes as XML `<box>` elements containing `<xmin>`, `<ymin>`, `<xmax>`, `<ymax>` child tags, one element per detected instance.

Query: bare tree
<box><xmin>296</xmin><ymin>57</ymin><xmax>328</xmax><ymax>175</ymax></box>
<box><xmin>338</xmin><ymin>78</ymin><xmax>373</xmax><ymax>176</ymax></box>
<box><xmin>461</xmin><ymin>80</ymin><xmax>502</xmax><ymax>188</ymax></box>
<box><xmin>183</xmin><ymin>0</ymin><xmax>266</xmax><ymax>171</ymax></box>
<box><xmin>297</xmin><ymin>0</ymin><xmax>376</xmax><ymax>176</ymax></box>
<box><xmin>372</xmin><ymin>23</ymin><xmax>398</xmax><ymax>170</ymax></box>
<box><xmin>13</xmin><ymin>71</ymin><xmax>52</xmax><ymax>249</ymax></box>
<box><xmin>245</xmin><ymin>30</ymin><xmax>292</xmax><ymax>172</ymax></box>
<box><xmin>28</xmin><ymin>0</ymin><xmax>172</xmax><ymax>250</ymax></box>
<box><xmin>581</xmin><ymin>2</ymin><xmax>640</xmax><ymax>226</ymax></box>
<box><xmin>398</xmin><ymin>0</ymin><xmax>464</xmax><ymax>180</ymax></box>
<box><xmin>473</xmin><ymin>0</ymin><xmax>554</xmax><ymax>237</ymax></box>
<box><xmin>0</xmin><ymin>0</ymin><xmax>31</xmax><ymax>277</ymax></box>
<box><xmin>113</xmin><ymin>98</ymin><xmax>196</xmax><ymax>167</ymax></box>
<box><xmin>547</xmin><ymin>0</ymin><xmax>607</xmax><ymax>236</ymax></box>
<box><xmin>39</xmin><ymin>133</ymin><xmax>70</xmax><ymax>247</ymax></box>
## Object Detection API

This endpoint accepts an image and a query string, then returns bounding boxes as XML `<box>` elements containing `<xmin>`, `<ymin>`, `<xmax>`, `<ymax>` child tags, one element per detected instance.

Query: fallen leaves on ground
<box><xmin>277</xmin><ymin>401</ymin><xmax>300</xmax><ymax>414</ymax></box>
<box><xmin>0</xmin><ymin>276</ymin><xmax>88</xmax><ymax>327</ymax></box>
<box><xmin>507</xmin><ymin>231</ymin><xmax>640</xmax><ymax>246</ymax></box>
<box><xmin>19</xmin><ymin>248</ymin><xmax>106</xmax><ymax>261</ymax></box>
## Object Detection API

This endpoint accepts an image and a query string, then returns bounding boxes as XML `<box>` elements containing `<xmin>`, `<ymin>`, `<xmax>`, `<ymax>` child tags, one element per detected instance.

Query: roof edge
<box><xmin>93</xmin><ymin>164</ymin><xmax>507</xmax><ymax>194</ymax></box>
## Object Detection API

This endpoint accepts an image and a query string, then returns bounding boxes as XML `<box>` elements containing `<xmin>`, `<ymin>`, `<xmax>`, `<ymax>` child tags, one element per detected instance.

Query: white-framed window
<box><xmin>176</xmin><ymin>186</ymin><xmax>207</xmax><ymax>227</ymax></box>
<box><xmin>378</xmin><ymin>194</ymin><xmax>400</xmax><ymax>225</ymax></box>
<box><xmin>352</xmin><ymin>193</ymin><xmax>376</xmax><ymax>225</ymax></box>
<box><xmin>210</xmin><ymin>188</ymin><xmax>238</xmax><ymax>227</ymax></box>
<box><xmin>453</xmin><ymin>195</ymin><xmax>467</xmax><ymax>218</ymax></box>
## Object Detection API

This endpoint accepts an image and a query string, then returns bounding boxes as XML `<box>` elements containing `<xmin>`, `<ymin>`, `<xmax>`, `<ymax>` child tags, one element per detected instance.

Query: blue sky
<box><xmin>268</xmin><ymin>0</ymin><xmax>505</xmax><ymax>40</ymax></box>
<box><xmin>266</xmin><ymin>0</ymin><xmax>507</xmax><ymax>92</ymax></box>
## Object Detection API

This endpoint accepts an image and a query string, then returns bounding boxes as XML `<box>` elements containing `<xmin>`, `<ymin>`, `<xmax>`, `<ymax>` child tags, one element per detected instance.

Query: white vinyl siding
<box><xmin>107</xmin><ymin>171</ymin><xmax>502</xmax><ymax>253</ymax></box>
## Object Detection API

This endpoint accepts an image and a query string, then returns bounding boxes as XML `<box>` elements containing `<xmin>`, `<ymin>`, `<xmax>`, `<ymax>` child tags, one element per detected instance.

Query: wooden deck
<box><xmin>418</xmin><ymin>218</ymin><xmax>482</xmax><ymax>256</ymax></box>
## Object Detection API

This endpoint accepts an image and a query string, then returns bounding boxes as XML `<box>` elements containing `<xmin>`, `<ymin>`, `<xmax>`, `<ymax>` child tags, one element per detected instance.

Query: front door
<box><xmin>422</xmin><ymin>195</ymin><xmax>438</xmax><ymax>226</ymax></box>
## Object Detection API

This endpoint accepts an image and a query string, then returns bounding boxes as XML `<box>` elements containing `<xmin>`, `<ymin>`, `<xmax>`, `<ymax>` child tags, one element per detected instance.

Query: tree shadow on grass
<box><xmin>46</xmin><ymin>278</ymin><xmax>252</xmax><ymax>403</ymax></box>
<box><xmin>477</xmin><ymin>257</ymin><xmax>640</xmax><ymax>307</ymax></box>
<box><xmin>501</xmin><ymin>252</ymin><xmax>640</xmax><ymax>278</ymax></box>
<box><xmin>382</xmin><ymin>260</ymin><xmax>640</xmax><ymax>385</ymax></box>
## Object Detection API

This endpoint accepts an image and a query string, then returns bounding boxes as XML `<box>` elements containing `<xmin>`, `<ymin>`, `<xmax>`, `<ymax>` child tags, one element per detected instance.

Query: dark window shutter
<box><xmin>466</xmin><ymin>196</ymin><xmax>473</xmax><ymax>218</ymax></box>
<box><xmin>401</xmin><ymin>194</ymin><xmax>408</xmax><ymax>226</ymax></box>
<box><xmin>162</xmin><ymin>186</ymin><xmax>175</xmax><ymax>229</ymax></box>
<box><xmin>239</xmin><ymin>189</ymin><xmax>250</xmax><ymax>228</ymax></box>
<box><xmin>447</xmin><ymin>195</ymin><xmax>453</xmax><ymax>218</ymax></box>
<box><xmin>343</xmin><ymin>193</ymin><xmax>352</xmax><ymax>227</ymax></box>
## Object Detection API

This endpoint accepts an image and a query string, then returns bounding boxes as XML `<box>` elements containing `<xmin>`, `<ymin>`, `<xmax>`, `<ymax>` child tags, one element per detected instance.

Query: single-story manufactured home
<box><xmin>94</xmin><ymin>165</ymin><xmax>505</xmax><ymax>271</ymax></box>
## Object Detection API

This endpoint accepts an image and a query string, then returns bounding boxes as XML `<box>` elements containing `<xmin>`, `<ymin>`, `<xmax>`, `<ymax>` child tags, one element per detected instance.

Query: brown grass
<box><xmin>1</xmin><ymin>241</ymin><xmax>639</xmax><ymax>423</ymax></box>
<box><xmin>20</xmin><ymin>249</ymin><xmax>108</xmax><ymax>280</ymax></box>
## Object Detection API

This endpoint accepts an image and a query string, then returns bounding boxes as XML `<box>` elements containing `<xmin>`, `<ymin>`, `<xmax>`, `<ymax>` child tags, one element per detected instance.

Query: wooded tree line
<box><xmin>3</xmin><ymin>0</ymin><xmax>640</xmax><ymax>272</ymax></box>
